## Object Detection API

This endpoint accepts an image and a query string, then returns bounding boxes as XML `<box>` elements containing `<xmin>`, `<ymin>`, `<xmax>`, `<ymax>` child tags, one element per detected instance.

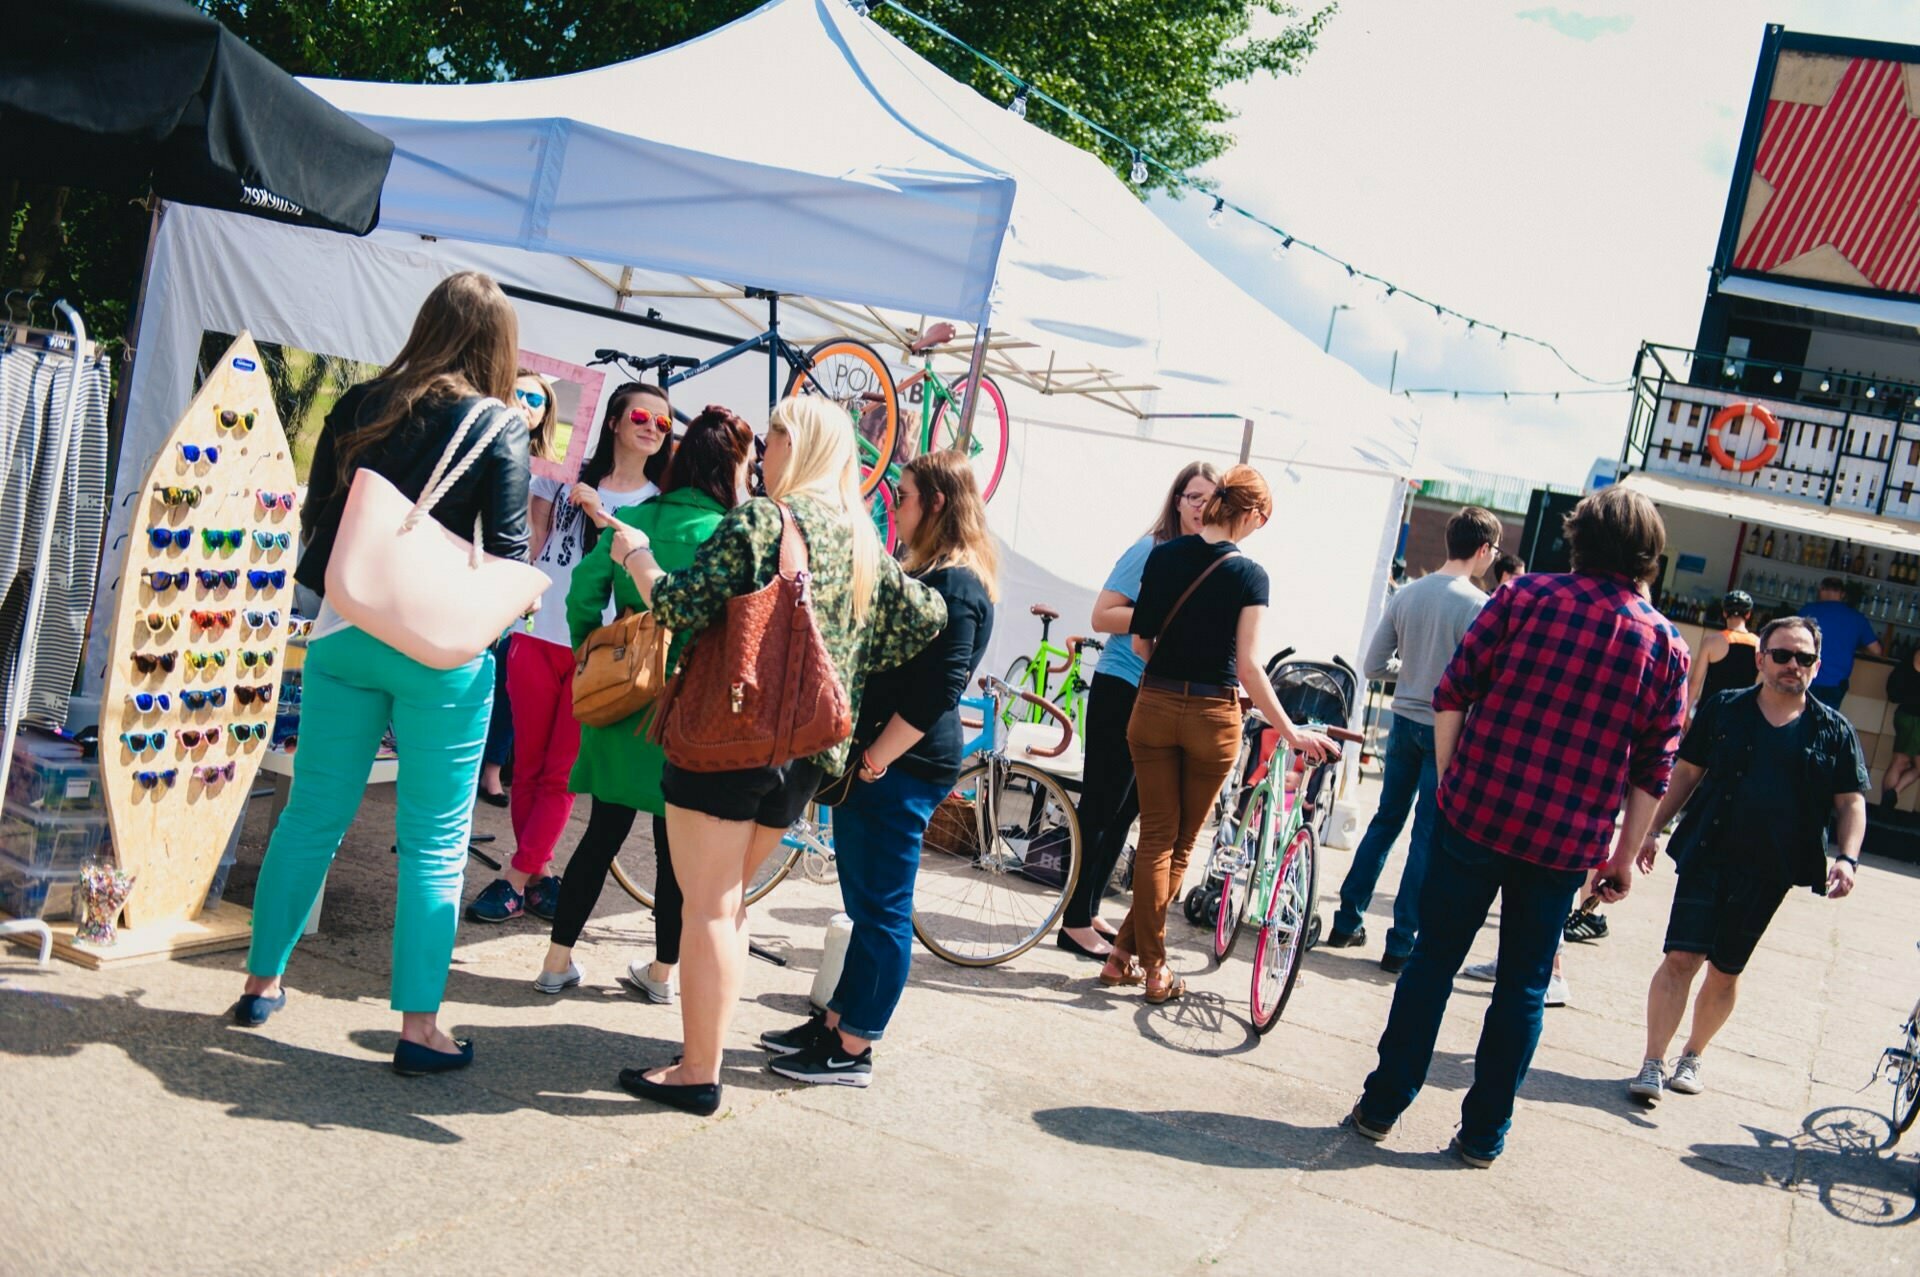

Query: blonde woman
<box><xmin>764</xmin><ymin>449</ymin><xmax>998</xmax><ymax>1088</ymax></box>
<box><xmin>597</xmin><ymin>396</ymin><xmax>946</xmax><ymax>1114</ymax></box>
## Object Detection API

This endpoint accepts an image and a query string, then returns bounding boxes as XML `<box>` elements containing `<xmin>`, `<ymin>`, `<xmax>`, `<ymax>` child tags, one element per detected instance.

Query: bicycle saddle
<box><xmin>910</xmin><ymin>321</ymin><xmax>957</xmax><ymax>354</ymax></box>
<box><xmin>1030</xmin><ymin>604</ymin><xmax>1060</xmax><ymax>621</ymax></box>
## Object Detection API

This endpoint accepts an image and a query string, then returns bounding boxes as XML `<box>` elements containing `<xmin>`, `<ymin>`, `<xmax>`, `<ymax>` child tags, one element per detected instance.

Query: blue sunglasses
<box><xmin>197</xmin><ymin>569</ymin><xmax>240</xmax><ymax>589</ymax></box>
<box><xmin>178</xmin><ymin>443</ymin><xmax>220</xmax><ymax>464</ymax></box>
<box><xmin>252</xmin><ymin>530</ymin><xmax>291</xmax><ymax>550</ymax></box>
<box><xmin>147</xmin><ymin>527</ymin><xmax>193</xmax><ymax>550</ymax></box>
<box><xmin>125</xmin><ymin>691</ymin><xmax>173</xmax><ymax>713</ymax></box>
<box><xmin>248</xmin><ymin>569</ymin><xmax>287</xmax><ymax>590</ymax></box>
<box><xmin>143</xmin><ymin>569</ymin><xmax>190</xmax><ymax>592</ymax></box>
<box><xmin>180</xmin><ymin>688</ymin><xmax>228</xmax><ymax>710</ymax></box>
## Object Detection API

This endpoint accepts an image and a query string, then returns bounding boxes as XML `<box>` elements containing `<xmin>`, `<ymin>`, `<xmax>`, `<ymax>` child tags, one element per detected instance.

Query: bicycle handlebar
<box><xmin>591</xmin><ymin>349</ymin><xmax>700</xmax><ymax>374</ymax></box>
<box><xmin>977</xmin><ymin>675</ymin><xmax>1075</xmax><ymax>758</ymax></box>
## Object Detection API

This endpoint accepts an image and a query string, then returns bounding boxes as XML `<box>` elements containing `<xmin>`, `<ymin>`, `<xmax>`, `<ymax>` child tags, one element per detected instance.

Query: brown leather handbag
<box><xmin>571</xmin><ymin>610</ymin><xmax>670</xmax><ymax>728</ymax></box>
<box><xmin>650</xmin><ymin>504</ymin><xmax>852</xmax><ymax>771</ymax></box>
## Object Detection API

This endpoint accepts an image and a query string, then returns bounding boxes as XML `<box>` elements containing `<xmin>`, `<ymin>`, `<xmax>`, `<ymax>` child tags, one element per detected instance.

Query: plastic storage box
<box><xmin>0</xmin><ymin>802</ymin><xmax>112</xmax><ymax>872</ymax></box>
<box><xmin>0</xmin><ymin>855</ymin><xmax>78</xmax><ymax>920</ymax></box>
<box><xmin>6</xmin><ymin>739</ymin><xmax>100</xmax><ymax>813</ymax></box>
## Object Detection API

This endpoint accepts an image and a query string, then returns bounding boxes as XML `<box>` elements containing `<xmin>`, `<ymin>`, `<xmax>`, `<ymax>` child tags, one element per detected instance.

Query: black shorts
<box><xmin>1662</xmin><ymin>856</ymin><xmax>1790</xmax><ymax>976</ymax></box>
<box><xmin>660</xmin><ymin>758</ymin><xmax>825</xmax><ymax>828</ymax></box>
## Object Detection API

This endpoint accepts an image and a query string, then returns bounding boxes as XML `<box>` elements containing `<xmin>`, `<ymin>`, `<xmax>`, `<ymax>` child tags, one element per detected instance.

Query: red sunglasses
<box><xmin>628</xmin><ymin>408</ymin><xmax>671</xmax><ymax>428</ymax></box>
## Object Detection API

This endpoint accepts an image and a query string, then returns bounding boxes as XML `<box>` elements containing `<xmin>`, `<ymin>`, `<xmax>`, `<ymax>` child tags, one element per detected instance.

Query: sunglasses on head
<box><xmin>131</xmin><ymin>652</ymin><xmax>177</xmax><ymax>674</ymax></box>
<box><xmin>514</xmin><ymin>387</ymin><xmax>548</xmax><ymax>410</ymax></box>
<box><xmin>134</xmin><ymin>768</ymin><xmax>179</xmax><ymax>791</ymax></box>
<box><xmin>144</xmin><ymin>568</ymin><xmax>190</xmax><ymax>593</ymax></box>
<box><xmin>140</xmin><ymin>611</ymin><xmax>181</xmax><ymax>634</ymax></box>
<box><xmin>244</xmin><ymin>609</ymin><xmax>281</xmax><ymax>630</ymax></box>
<box><xmin>152</xmin><ymin>484</ymin><xmax>202</xmax><ymax>508</ymax></box>
<box><xmin>228</xmin><ymin>722</ymin><xmax>269</xmax><ymax>743</ymax></box>
<box><xmin>120</xmin><ymin>729</ymin><xmax>168</xmax><ymax>753</ymax></box>
<box><xmin>234</xmin><ymin>683</ymin><xmax>275</xmax><ymax>707</ymax></box>
<box><xmin>186</xmin><ymin>650</ymin><xmax>228</xmax><ymax>670</ymax></box>
<box><xmin>181</xmin><ymin>687</ymin><xmax>228</xmax><ymax>710</ymax></box>
<box><xmin>628</xmin><ymin>408</ymin><xmax>670</xmax><ymax>428</ymax></box>
<box><xmin>196</xmin><ymin>568</ymin><xmax>239</xmax><ymax>590</ymax></box>
<box><xmin>1765</xmin><ymin>647</ymin><xmax>1818</xmax><ymax>668</ymax></box>
<box><xmin>216</xmin><ymin>407</ymin><xmax>256</xmax><ymax>433</ymax></box>
<box><xmin>178</xmin><ymin>443</ymin><xmax>220</xmax><ymax>464</ymax></box>
<box><xmin>126</xmin><ymin>691</ymin><xmax>172</xmax><ymax>713</ymax></box>
<box><xmin>194</xmin><ymin>762</ymin><xmax>237</xmax><ymax>785</ymax></box>
<box><xmin>192</xmin><ymin>609</ymin><xmax>235</xmax><ymax>632</ymax></box>
<box><xmin>257</xmin><ymin>491</ymin><xmax>295</xmax><ymax>512</ymax></box>
<box><xmin>148</xmin><ymin>527</ymin><xmax>193</xmax><ymax>550</ymax></box>
<box><xmin>202</xmin><ymin>528</ymin><xmax>245</xmax><ymax>551</ymax></box>
<box><xmin>252</xmin><ymin>530</ymin><xmax>291</xmax><ymax>551</ymax></box>
<box><xmin>248</xmin><ymin>569</ymin><xmax>286</xmax><ymax>590</ymax></box>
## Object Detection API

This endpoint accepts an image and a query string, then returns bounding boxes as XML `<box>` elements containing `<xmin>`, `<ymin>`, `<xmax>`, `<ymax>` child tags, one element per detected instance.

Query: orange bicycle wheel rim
<box><xmin>784</xmin><ymin>340</ymin><xmax>898</xmax><ymax>499</ymax></box>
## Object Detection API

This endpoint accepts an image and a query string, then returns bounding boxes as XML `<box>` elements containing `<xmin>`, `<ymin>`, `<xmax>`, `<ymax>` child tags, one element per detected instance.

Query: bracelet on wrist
<box><xmin>1834</xmin><ymin>853</ymin><xmax>1859</xmax><ymax>867</ymax></box>
<box><xmin>862</xmin><ymin>752</ymin><xmax>887</xmax><ymax>778</ymax></box>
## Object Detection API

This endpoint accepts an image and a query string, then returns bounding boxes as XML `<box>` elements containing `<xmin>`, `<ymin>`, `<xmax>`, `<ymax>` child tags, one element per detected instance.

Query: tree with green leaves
<box><xmin>5</xmin><ymin>0</ymin><xmax>1333</xmax><ymax>349</ymax></box>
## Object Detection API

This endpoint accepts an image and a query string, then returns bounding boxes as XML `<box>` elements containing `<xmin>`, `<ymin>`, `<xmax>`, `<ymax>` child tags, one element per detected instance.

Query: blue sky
<box><xmin>1160</xmin><ymin>0</ymin><xmax>1918</xmax><ymax>486</ymax></box>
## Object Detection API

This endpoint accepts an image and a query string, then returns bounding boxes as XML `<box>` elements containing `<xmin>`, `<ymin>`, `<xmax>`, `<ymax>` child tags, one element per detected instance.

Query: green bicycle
<box><xmin>858</xmin><ymin>323</ymin><xmax>1011</xmax><ymax>551</ymax></box>
<box><xmin>1206</xmin><ymin>713</ymin><xmax>1362</xmax><ymax>1034</ymax></box>
<box><xmin>1003</xmin><ymin>603</ymin><xmax>1099</xmax><ymax>731</ymax></box>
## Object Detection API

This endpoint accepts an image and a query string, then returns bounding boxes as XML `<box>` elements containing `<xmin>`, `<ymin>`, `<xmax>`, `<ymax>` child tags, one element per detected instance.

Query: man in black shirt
<box><xmin>1627</xmin><ymin>616</ymin><xmax>1866</xmax><ymax>1106</ymax></box>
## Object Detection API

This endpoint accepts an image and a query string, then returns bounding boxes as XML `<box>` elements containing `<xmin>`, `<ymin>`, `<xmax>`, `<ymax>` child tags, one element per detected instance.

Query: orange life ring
<box><xmin>1705</xmin><ymin>402</ymin><xmax>1781</xmax><ymax>473</ymax></box>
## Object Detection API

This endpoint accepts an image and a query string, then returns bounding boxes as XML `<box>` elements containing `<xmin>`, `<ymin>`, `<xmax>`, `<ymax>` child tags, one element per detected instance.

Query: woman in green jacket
<box><xmin>534</xmin><ymin>407</ymin><xmax>755</xmax><ymax>997</ymax></box>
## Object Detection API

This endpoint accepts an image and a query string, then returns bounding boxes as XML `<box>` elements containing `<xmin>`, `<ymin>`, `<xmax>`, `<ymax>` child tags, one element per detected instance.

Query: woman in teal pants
<box><xmin>233</xmin><ymin>271</ymin><xmax>532</xmax><ymax>1076</ymax></box>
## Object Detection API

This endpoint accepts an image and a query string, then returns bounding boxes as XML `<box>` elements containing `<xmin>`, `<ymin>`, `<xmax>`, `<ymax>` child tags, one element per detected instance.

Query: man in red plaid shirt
<box><xmin>1345</xmin><ymin>487</ymin><xmax>1689</xmax><ymax>1167</ymax></box>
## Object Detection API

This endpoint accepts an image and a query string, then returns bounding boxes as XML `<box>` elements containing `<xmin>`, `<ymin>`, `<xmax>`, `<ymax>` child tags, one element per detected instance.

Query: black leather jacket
<box><xmin>295</xmin><ymin>383</ymin><xmax>532</xmax><ymax>597</ymax></box>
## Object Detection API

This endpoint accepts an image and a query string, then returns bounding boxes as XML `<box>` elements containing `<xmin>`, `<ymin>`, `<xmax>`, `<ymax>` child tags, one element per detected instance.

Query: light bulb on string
<box><xmin>1820</xmin><ymin>378</ymin><xmax>1832</xmax><ymax>392</ymax></box>
<box><xmin>1377</xmin><ymin>281</ymin><xmax>1397</xmax><ymax>303</ymax></box>
<box><xmin>1433</xmin><ymin>304</ymin><xmax>1451</xmax><ymax>328</ymax></box>
<box><xmin>1207</xmin><ymin>196</ymin><xmax>1225</xmax><ymax>229</ymax></box>
<box><xmin>1466</xmin><ymin>319</ymin><xmax>1479</xmax><ymax>340</ymax></box>
<box><xmin>1867</xmin><ymin>385</ymin><xmax>1878</xmax><ymax>399</ymax></box>
<box><xmin>1270</xmin><ymin>242</ymin><xmax>1286</xmax><ymax>262</ymax></box>
<box><xmin>1130</xmin><ymin>151</ymin><xmax>1148</xmax><ymax>186</ymax></box>
<box><xmin>1772</xmin><ymin>369</ymin><xmax>1784</xmax><ymax>385</ymax></box>
<box><xmin>1008</xmin><ymin>85</ymin><xmax>1029</xmax><ymax>119</ymax></box>
<box><xmin>1499</xmin><ymin>332</ymin><xmax>1509</xmax><ymax>348</ymax></box>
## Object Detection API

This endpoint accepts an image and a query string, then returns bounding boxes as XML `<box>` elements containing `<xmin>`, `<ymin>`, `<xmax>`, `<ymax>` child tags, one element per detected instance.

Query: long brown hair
<box><xmin>516</xmin><ymin>368</ymin><xmax>560</xmax><ymax>462</ymax></box>
<box><xmin>664</xmin><ymin>406</ymin><xmax>753</xmax><ymax>510</ymax></box>
<box><xmin>900</xmin><ymin>450</ymin><xmax>1001</xmax><ymax>601</ymax></box>
<box><xmin>1147</xmin><ymin>460</ymin><xmax>1222</xmax><ymax>543</ymax></box>
<box><xmin>337</xmin><ymin>271</ymin><xmax>519</xmax><ymax>481</ymax></box>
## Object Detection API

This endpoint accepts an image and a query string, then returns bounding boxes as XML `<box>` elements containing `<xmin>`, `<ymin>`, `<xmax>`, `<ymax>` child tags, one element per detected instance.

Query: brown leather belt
<box><xmin>1140</xmin><ymin>674</ymin><xmax>1235</xmax><ymax>700</ymax></box>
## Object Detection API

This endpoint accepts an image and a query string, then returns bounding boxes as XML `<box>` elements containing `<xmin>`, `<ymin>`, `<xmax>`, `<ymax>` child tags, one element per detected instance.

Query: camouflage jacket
<box><xmin>650</xmin><ymin>493</ymin><xmax>947</xmax><ymax>774</ymax></box>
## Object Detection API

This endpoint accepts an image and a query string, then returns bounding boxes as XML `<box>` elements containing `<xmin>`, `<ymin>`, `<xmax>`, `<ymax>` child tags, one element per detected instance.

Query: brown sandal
<box><xmin>1099</xmin><ymin>960</ymin><xmax>1145</xmax><ymax>987</ymax></box>
<box><xmin>1144</xmin><ymin>972</ymin><xmax>1188</xmax><ymax>1004</ymax></box>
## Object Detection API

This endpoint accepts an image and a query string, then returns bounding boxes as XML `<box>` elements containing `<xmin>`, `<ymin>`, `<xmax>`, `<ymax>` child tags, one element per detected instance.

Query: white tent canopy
<box><xmin>304</xmin><ymin>0</ymin><xmax>1416</xmax><ymax>473</ymax></box>
<box><xmin>83</xmin><ymin>0</ymin><xmax>1414</xmax><ymax>702</ymax></box>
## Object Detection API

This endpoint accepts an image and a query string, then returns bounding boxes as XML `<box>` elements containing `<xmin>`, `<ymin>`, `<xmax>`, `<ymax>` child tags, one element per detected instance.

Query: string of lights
<box><xmin>1400</xmin><ymin>386</ymin><xmax>1634</xmax><ymax>400</ymax></box>
<box><xmin>861</xmin><ymin>0</ymin><xmax>1625</xmax><ymax>386</ymax></box>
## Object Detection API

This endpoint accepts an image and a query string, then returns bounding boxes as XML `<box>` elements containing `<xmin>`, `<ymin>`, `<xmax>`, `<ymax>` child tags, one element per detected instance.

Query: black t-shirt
<box><xmin>1130</xmin><ymin>536</ymin><xmax>1270</xmax><ymax>686</ymax></box>
<box><xmin>1715</xmin><ymin>698</ymin><xmax>1818</xmax><ymax>884</ymax></box>
<box><xmin>856</xmin><ymin>565</ymin><xmax>994</xmax><ymax>786</ymax></box>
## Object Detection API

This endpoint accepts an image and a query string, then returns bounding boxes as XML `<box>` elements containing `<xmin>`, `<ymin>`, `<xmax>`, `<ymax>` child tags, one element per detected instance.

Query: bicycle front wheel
<box><xmin>1895</xmin><ymin>1010</ymin><xmax>1920</xmax><ymax>1138</ymax></box>
<box><xmin>784</xmin><ymin>339</ymin><xmax>898</xmax><ymax>498</ymax></box>
<box><xmin>1214</xmin><ymin>788</ymin><xmax>1270</xmax><ymax>963</ymax></box>
<box><xmin>913</xmin><ymin>759</ymin><xmax>1081</xmax><ymax>966</ymax></box>
<box><xmin>611</xmin><ymin>833</ymin><xmax>802</xmax><ymax>909</ymax></box>
<box><xmin>927</xmin><ymin>374</ymin><xmax>1011</xmax><ymax>503</ymax></box>
<box><xmin>1251</xmin><ymin>825</ymin><xmax>1315</xmax><ymax>1035</ymax></box>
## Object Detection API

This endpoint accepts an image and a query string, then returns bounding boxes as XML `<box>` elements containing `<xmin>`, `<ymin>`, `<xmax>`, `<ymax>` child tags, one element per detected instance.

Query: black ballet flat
<box><xmin>1056</xmin><ymin>931</ymin><xmax>1112</xmax><ymax>961</ymax></box>
<box><xmin>618</xmin><ymin>1066</ymin><xmax>721</xmax><ymax>1116</ymax></box>
<box><xmin>392</xmin><ymin>1037</ymin><xmax>475</xmax><ymax>1076</ymax></box>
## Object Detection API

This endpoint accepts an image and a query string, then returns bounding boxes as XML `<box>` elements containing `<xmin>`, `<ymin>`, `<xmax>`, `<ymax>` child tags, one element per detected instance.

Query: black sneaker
<box><xmin>1325</xmin><ymin>925</ymin><xmax>1367</xmax><ymax>949</ymax></box>
<box><xmin>759</xmin><ymin>1010</ymin><xmax>833</xmax><ymax>1056</ymax></box>
<box><xmin>769</xmin><ymin>1039</ymin><xmax>873</xmax><ymax>1088</ymax></box>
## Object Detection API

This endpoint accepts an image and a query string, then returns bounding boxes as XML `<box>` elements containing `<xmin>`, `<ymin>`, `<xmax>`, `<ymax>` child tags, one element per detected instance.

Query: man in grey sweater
<box><xmin>1328</xmin><ymin>507</ymin><xmax>1503</xmax><ymax>971</ymax></box>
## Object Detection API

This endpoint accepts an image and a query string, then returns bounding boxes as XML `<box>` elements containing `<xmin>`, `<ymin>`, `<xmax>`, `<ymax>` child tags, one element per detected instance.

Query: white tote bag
<box><xmin>324</xmin><ymin>398</ymin><xmax>548</xmax><ymax>669</ymax></box>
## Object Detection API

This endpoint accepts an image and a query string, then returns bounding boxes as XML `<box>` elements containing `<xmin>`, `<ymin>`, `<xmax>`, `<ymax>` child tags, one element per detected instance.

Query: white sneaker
<box><xmin>1629</xmin><ymin>1057</ymin><xmax>1666</xmax><ymax>1104</ymax></box>
<box><xmin>1460</xmin><ymin>960</ymin><xmax>1498</xmax><ymax>982</ymax></box>
<box><xmin>1544</xmin><ymin>973</ymin><xmax>1569</xmax><ymax>1007</ymax></box>
<box><xmin>1668</xmin><ymin>1053</ymin><xmax>1704</xmax><ymax>1094</ymax></box>
<box><xmin>623</xmin><ymin>957</ymin><xmax>674</xmax><ymax>1004</ymax></box>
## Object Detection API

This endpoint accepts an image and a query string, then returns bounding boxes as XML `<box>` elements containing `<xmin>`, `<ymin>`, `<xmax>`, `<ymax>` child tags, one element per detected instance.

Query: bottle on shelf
<box><xmin>1853</xmin><ymin>544</ymin><xmax>1868</xmax><ymax>574</ymax></box>
<box><xmin>1745</xmin><ymin>526</ymin><xmax>1761</xmax><ymax>555</ymax></box>
<box><xmin>1763</xmin><ymin>529</ymin><xmax>1776</xmax><ymax>558</ymax></box>
<box><xmin>1870</xmin><ymin>551</ymin><xmax>1882</xmax><ymax>579</ymax></box>
<box><xmin>1829</xmin><ymin>539</ymin><xmax>1845</xmax><ymax>570</ymax></box>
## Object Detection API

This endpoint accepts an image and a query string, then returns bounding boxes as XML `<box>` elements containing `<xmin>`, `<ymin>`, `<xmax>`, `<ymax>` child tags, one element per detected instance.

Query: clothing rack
<box><xmin>0</xmin><ymin>299</ymin><xmax>96</xmax><ymax>965</ymax></box>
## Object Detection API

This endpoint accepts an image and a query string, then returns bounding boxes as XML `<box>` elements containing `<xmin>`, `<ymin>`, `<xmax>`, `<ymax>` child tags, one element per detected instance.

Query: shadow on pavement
<box><xmin>1683</xmin><ymin>1106</ymin><xmax>1919</xmax><ymax>1227</ymax></box>
<box><xmin>1031</xmin><ymin>1104</ymin><xmax>1464</xmax><ymax>1172</ymax></box>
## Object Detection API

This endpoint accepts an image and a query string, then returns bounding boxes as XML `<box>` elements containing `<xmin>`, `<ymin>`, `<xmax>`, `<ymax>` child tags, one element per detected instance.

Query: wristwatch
<box><xmin>1834</xmin><ymin>854</ymin><xmax>1859</xmax><ymax>868</ymax></box>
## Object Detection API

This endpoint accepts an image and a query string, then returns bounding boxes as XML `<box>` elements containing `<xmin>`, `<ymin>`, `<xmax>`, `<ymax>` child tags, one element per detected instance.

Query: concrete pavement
<box><xmin>2</xmin><ymin>775</ymin><xmax>1916</xmax><ymax>1275</ymax></box>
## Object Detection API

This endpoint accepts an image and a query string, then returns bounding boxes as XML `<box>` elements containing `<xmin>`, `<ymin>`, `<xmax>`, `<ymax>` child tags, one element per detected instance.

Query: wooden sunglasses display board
<box><xmin>92</xmin><ymin>332</ymin><xmax>298</xmax><ymax>955</ymax></box>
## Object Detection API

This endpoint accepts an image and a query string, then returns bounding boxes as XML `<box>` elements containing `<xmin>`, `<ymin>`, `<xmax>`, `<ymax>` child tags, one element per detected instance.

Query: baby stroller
<box><xmin>1183</xmin><ymin>649</ymin><xmax>1360</xmax><ymax>951</ymax></box>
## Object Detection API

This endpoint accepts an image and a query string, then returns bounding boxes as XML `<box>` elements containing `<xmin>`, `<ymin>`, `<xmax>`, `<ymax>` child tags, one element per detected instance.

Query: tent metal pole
<box><xmin>956</xmin><ymin>323</ymin><xmax>991</xmax><ymax>446</ymax></box>
<box><xmin>498</xmin><ymin>282</ymin><xmax>742</xmax><ymax>349</ymax></box>
<box><xmin>1241</xmin><ymin>418</ymin><xmax>1254</xmax><ymax>464</ymax></box>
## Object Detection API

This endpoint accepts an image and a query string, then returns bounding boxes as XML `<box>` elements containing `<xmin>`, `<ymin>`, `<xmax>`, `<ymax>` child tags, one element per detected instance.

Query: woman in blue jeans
<box><xmin>231</xmin><ymin>271</ymin><xmax>531</xmax><ymax>1076</ymax></box>
<box><xmin>763</xmin><ymin>449</ymin><xmax>997</xmax><ymax>1087</ymax></box>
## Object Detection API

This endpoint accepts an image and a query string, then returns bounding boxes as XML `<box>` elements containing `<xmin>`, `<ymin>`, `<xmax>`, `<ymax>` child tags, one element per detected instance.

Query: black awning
<box><xmin>0</xmin><ymin>0</ymin><xmax>393</xmax><ymax>235</ymax></box>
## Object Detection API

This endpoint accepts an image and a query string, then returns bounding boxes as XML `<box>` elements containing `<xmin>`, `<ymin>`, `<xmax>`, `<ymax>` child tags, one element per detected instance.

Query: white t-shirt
<box><xmin>523</xmin><ymin>476</ymin><xmax>656</xmax><ymax>648</ymax></box>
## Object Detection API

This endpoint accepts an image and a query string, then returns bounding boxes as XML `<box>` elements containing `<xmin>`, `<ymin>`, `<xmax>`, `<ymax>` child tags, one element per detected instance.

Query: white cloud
<box><xmin>1161</xmin><ymin>0</ymin><xmax>1919</xmax><ymax>486</ymax></box>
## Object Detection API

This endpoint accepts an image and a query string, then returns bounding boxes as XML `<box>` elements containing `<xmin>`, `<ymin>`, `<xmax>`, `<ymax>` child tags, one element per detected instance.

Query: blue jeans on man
<box><xmin>1356</xmin><ymin>817</ymin><xmax>1585</xmax><ymax>1160</ymax></box>
<box><xmin>1332</xmin><ymin>714</ymin><xmax>1437</xmax><ymax>958</ymax></box>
